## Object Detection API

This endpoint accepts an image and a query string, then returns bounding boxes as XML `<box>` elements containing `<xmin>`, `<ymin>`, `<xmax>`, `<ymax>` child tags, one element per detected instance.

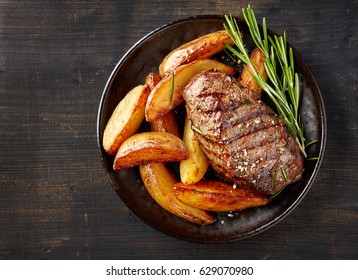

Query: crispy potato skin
<box><xmin>139</xmin><ymin>163</ymin><xmax>215</xmax><ymax>225</ymax></box>
<box><xmin>145</xmin><ymin>59</ymin><xmax>235</xmax><ymax>122</ymax></box>
<box><xmin>180</xmin><ymin>115</ymin><xmax>209</xmax><ymax>184</ymax></box>
<box><xmin>113</xmin><ymin>132</ymin><xmax>188</xmax><ymax>170</ymax></box>
<box><xmin>159</xmin><ymin>30</ymin><xmax>234</xmax><ymax>77</ymax></box>
<box><xmin>150</xmin><ymin>112</ymin><xmax>180</xmax><ymax>137</ymax></box>
<box><xmin>103</xmin><ymin>84</ymin><xmax>150</xmax><ymax>155</ymax></box>
<box><xmin>238</xmin><ymin>48</ymin><xmax>268</xmax><ymax>94</ymax></box>
<box><xmin>145</xmin><ymin>72</ymin><xmax>181</xmax><ymax>137</ymax></box>
<box><xmin>145</xmin><ymin>72</ymin><xmax>162</xmax><ymax>90</ymax></box>
<box><xmin>174</xmin><ymin>180</ymin><xmax>270</xmax><ymax>212</ymax></box>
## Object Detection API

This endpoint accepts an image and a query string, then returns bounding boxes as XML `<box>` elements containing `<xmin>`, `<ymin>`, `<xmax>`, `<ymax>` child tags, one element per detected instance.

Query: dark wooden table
<box><xmin>1</xmin><ymin>0</ymin><xmax>357</xmax><ymax>260</ymax></box>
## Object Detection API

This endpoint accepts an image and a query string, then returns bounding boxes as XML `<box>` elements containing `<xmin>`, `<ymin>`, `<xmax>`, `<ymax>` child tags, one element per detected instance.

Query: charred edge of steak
<box><xmin>183</xmin><ymin>70</ymin><xmax>304</xmax><ymax>196</ymax></box>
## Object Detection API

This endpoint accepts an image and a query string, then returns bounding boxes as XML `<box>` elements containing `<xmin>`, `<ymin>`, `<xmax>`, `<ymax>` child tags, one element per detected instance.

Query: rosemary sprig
<box><xmin>281</xmin><ymin>167</ymin><xmax>288</xmax><ymax>182</ymax></box>
<box><xmin>270</xmin><ymin>171</ymin><xmax>276</xmax><ymax>191</ymax></box>
<box><xmin>224</xmin><ymin>5</ymin><xmax>310</xmax><ymax>157</ymax></box>
<box><xmin>170</xmin><ymin>71</ymin><xmax>175</xmax><ymax>105</ymax></box>
<box><xmin>191</xmin><ymin>124</ymin><xmax>206</xmax><ymax>136</ymax></box>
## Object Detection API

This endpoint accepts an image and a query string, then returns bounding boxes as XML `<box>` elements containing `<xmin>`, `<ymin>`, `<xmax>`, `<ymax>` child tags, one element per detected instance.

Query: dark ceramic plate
<box><xmin>97</xmin><ymin>16</ymin><xmax>326</xmax><ymax>243</ymax></box>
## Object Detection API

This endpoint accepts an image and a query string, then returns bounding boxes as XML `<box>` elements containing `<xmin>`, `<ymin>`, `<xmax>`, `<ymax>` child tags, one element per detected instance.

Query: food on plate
<box><xmin>139</xmin><ymin>76</ymin><xmax>212</xmax><ymax>225</ymax></box>
<box><xmin>139</xmin><ymin>163</ymin><xmax>215</xmax><ymax>225</ymax></box>
<box><xmin>113</xmin><ymin>132</ymin><xmax>188</xmax><ymax>170</ymax></box>
<box><xmin>159</xmin><ymin>30</ymin><xmax>234</xmax><ymax>77</ymax></box>
<box><xmin>102</xmin><ymin>6</ymin><xmax>311</xmax><ymax>226</ymax></box>
<box><xmin>145</xmin><ymin>72</ymin><xmax>181</xmax><ymax>137</ymax></box>
<box><xmin>173</xmin><ymin>180</ymin><xmax>270</xmax><ymax>212</ymax></box>
<box><xmin>145</xmin><ymin>72</ymin><xmax>162</xmax><ymax>90</ymax></box>
<box><xmin>150</xmin><ymin>112</ymin><xmax>181</xmax><ymax>137</ymax></box>
<box><xmin>225</xmin><ymin>8</ymin><xmax>308</xmax><ymax>157</ymax></box>
<box><xmin>145</xmin><ymin>58</ymin><xmax>235</xmax><ymax>122</ymax></box>
<box><xmin>103</xmin><ymin>84</ymin><xmax>150</xmax><ymax>155</ymax></box>
<box><xmin>182</xmin><ymin>70</ymin><xmax>304</xmax><ymax>195</ymax></box>
<box><xmin>180</xmin><ymin>115</ymin><xmax>209</xmax><ymax>184</ymax></box>
<box><xmin>238</xmin><ymin>48</ymin><xmax>267</xmax><ymax>94</ymax></box>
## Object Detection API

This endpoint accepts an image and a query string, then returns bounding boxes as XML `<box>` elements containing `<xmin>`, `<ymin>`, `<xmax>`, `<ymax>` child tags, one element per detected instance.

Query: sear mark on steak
<box><xmin>182</xmin><ymin>70</ymin><xmax>304</xmax><ymax>196</ymax></box>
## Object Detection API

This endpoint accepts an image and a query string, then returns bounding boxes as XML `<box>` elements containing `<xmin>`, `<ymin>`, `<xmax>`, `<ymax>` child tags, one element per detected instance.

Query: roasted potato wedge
<box><xmin>103</xmin><ymin>84</ymin><xmax>150</xmax><ymax>155</ymax></box>
<box><xmin>145</xmin><ymin>72</ymin><xmax>181</xmax><ymax>137</ymax></box>
<box><xmin>174</xmin><ymin>180</ymin><xmax>270</xmax><ymax>212</ymax></box>
<box><xmin>150</xmin><ymin>111</ymin><xmax>180</xmax><ymax>137</ymax></box>
<box><xmin>238</xmin><ymin>48</ymin><xmax>268</xmax><ymax>94</ymax></box>
<box><xmin>145</xmin><ymin>72</ymin><xmax>162</xmax><ymax>90</ymax></box>
<box><xmin>145</xmin><ymin>59</ymin><xmax>235</xmax><ymax>122</ymax></box>
<box><xmin>159</xmin><ymin>30</ymin><xmax>234</xmax><ymax>77</ymax></box>
<box><xmin>113</xmin><ymin>132</ymin><xmax>188</xmax><ymax>170</ymax></box>
<box><xmin>139</xmin><ymin>163</ymin><xmax>215</xmax><ymax>225</ymax></box>
<box><xmin>180</xmin><ymin>115</ymin><xmax>209</xmax><ymax>184</ymax></box>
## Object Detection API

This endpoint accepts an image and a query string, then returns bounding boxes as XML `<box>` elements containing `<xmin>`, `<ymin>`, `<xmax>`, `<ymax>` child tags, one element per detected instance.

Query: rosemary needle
<box><xmin>169</xmin><ymin>71</ymin><xmax>175</xmax><ymax>105</ymax></box>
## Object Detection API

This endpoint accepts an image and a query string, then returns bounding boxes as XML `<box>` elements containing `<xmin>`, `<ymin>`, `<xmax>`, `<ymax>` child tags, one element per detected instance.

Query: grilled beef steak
<box><xmin>182</xmin><ymin>70</ymin><xmax>304</xmax><ymax>195</ymax></box>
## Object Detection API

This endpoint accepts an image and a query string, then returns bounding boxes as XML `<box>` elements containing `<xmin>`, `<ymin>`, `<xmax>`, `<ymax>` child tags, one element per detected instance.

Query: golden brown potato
<box><xmin>145</xmin><ymin>59</ymin><xmax>236</xmax><ymax>122</ymax></box>
<box><xmin>150</xmin><ymin>111</ymin><xmax>180</xmax><ymax>137</ymax></box>
<box><xmin>180</xmin><ymin>115</ymin><xmax>209</xmax><ymax>184</ymax></box>
<box><xmin>174</xmin><ymin>180</ymin><xmax>270</xmax><ymax>212</ymax></box>
<box><xmin>238</xmin><ymin>48</ymin><xmax>268</xmax><ymax>94</ymax></box>
<box><xmin>139</xmin><ymin>163</ymin><xmax>215</xmax><ymax>225</ymax></box>
<box><xmin>113</xmin><ymin>132</ymin><xmax>188</xmax><ymax>170</ymax></box>
<box><xmin>103</xmin><ymin>84</ymin><xmax>150</xmax><ymax>155</ymax></box>
<box><xmin>159</xmin><ymin>30</ymin><xmax>234</xmax><ymax>77</ymax></box>
<box><xmin>145</xmin><ymin>72</ymin><xmax>181</xmax><ymax>136</ymax></box>
<box><xmin>145</xmin><ymin>72</ymin><xmax>162</xmax><ymax>90</ymax></box>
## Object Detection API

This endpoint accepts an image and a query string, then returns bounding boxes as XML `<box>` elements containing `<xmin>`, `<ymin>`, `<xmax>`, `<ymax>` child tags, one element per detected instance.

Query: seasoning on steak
<box><xmin>182</xmin><ymin>70</ymin><xmax>304</xmax><ymax>196</ymax></box>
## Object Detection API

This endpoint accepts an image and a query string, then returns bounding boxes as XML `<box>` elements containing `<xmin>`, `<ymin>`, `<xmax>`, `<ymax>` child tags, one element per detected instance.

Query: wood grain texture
<box><xmin>0</xmin><ymin>0</ymin><xmax>357</xmax><ymax>259</ymax></box>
